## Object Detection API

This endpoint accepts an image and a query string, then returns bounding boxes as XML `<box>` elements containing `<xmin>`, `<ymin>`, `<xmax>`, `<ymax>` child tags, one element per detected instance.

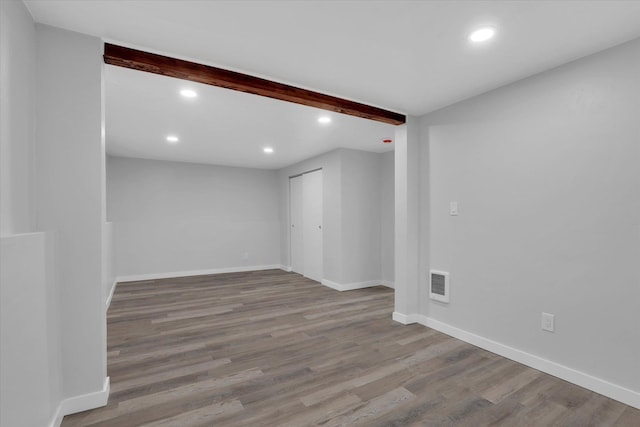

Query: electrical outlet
<box><xmin>542</xmin><ymin>312</ymin><xmax>555</xmax><ymax>332</ymax></box>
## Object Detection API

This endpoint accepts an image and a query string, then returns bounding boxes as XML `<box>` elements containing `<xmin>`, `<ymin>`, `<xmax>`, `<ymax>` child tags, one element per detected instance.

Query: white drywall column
<box><xmin>35</xmin><ymin>24</ymin><xmax>107</xmax><ymax>402</ymax></box>
<box><xmin>418</xmin><ymin>117</ymin><xmax>431</xmax><ymax>315</ymax></box>
<box><xmin>393</xmin><ymin>116</ymin><xmax>421</xmax><ymax>322</ymax></box>
<box><xmin>0</xmin><ymin>0</ymin><xmax>35</xmax><ymax>235</ymax></box>
<box><xmin>380</xmin><ymin>151</ymin><xmax>395</xmax><ymax>285</ymax></box>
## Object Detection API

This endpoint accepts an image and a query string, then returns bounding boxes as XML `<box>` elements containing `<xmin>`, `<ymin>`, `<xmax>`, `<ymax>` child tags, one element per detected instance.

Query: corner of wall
<box><xmin>35</xmin><ymin>21</ymin><xmax>107</xmax><ymax>411</ymax></box>
<box><xmin>59</xmin><ymin>377</ymin><xmax>110</xmax><ymax>419</ymax></box>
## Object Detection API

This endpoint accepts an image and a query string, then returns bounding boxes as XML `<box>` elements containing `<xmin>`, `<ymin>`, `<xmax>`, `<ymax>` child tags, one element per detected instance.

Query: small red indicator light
<box><xmin>383</xmin><ymin>139</ymin><xmax>393</xmax><ymax>144</ymax></box>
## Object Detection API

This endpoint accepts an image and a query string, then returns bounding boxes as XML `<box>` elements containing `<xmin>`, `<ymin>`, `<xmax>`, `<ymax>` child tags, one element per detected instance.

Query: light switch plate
<box><xmin>449</xmin><ymin>202</ymin><xmax>458</xmax><ymax>216</ymax></box>
<box><xmin>542</xmin><ymin>312</ymin><xmax>555</xmax><ymax>332</ymax></box>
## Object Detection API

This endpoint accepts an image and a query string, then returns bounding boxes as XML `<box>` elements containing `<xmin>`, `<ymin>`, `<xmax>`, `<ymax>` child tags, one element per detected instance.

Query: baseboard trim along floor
<box><xmin>50</xmin><ymin>377</ymin><xmax>110</xmax><ymax>427</ymax></box>
<box><xmin>117</xmin><ymin>265</ymin><xmax>282</xmax><ymax>283</ymax></box>
<box><xmin>392</xmin><ymin>311</ymin><xmax>640</xmax><ymax>409</ymax></box>
<box><xmin>322</xmin><ymin>279</ymin><xmax>390</xmax><ymax>291</ymax></box>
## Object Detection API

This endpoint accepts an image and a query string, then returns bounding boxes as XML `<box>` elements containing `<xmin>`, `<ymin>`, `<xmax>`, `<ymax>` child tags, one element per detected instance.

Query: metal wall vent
<box><xmin>430</xmin><ymin>270</ymin><xmax>450</xmax><ymax>303</ymax></box>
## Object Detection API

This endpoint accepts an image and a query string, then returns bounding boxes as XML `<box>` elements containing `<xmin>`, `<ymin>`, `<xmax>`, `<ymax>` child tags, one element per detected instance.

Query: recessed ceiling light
<box><xmin>469</xmin><ymin>27</ymin><xmax>495</xmax><ymax>43</ymax></box>
<box><xmin>166</xmin><ymin>135</ymin><xmax>179</xmax><ymax>143</ymax></box>
<box><xmin>180</xmin><ymin>89</ymin><xmax>198</xmax><ymax>98</ymax></box>
<box><xmin>318</xmin><ymin>116</ymin><xmax>332</xmax><ymax>124</ymax></box>
<box><xmin>263</xmin><ymin>147</ymin><xmax>274</xmax><ymax>154</ymax></box>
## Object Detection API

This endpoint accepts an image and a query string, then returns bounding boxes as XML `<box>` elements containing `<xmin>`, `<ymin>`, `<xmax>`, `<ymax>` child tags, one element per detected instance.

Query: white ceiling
<box><xmin>25</xmin><ymin>0</ymin><xmax>640</xmax><ymax>169</ymax></box>
<box><xmin>105</xmin><ymin>65</ymin><xmax>395</xmax><ymax>169</ymax></box>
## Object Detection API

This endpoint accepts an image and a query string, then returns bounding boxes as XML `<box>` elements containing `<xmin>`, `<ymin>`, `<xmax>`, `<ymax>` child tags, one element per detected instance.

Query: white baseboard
<box><xmin>392</xmin><ymin>311</ymin><xmax>419</xmax><ymax>325</ymax></box>
<box><xmin>410</xmin><ymin>315</ymin><xmax>639</xmax><ymax>409</ymax></box>
<box><xmin>279</xmin><ymin>265</ymin><xmax>292</xmax><ymax>272</ymax></box>
<box><xmin>321</xmin><ymin>279</ymin><xmax>389</xmax><ymax>292</ymax></box>
<box><xmin>117</xmin><ymin>265</ymin><xmax>282</xmax><ymax>283</ymax></box>
<box><xmin>50</xmin><ymin>377</ymin><xmax>110</xmax><ymax>427</ymax></box>
<box><xmin>48</xmin><ymin>404</ymin><xmax>64</xmax><ymax>427</ymax></box>
<box><xmin>105</xmin><ymin>280</ymin><xmax>117</xmax><ymax>309</ymax></box>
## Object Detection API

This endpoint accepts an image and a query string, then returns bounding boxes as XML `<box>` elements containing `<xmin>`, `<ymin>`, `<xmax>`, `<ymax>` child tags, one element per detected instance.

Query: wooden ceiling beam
<box><xmin>103</xmin><ymin>43</ymin><xmax>405</xmax><ymax>125</ymax></box>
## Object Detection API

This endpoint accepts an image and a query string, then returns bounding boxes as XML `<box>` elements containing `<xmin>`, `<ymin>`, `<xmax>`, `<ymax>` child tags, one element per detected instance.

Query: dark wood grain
<box><xmin>62</xmin><ymin>269</ymin><xmax>640</xmax><ymax>426</ymax></box>
<box><xmin>103</xmin><ymin>43</ymin><xmax>406</xmax><ymax>125</ymax></box>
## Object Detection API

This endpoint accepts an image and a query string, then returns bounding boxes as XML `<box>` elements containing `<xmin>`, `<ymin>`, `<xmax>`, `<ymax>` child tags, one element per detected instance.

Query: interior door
<box><xmin>290</xmin><ymin>175</ymin><xmax>304</xmax><ymax>274</ymax></box>
<box><xmin>303</xmin><ymin>169</ymin><xmax>323</xmax><ymax>282</ymax></box>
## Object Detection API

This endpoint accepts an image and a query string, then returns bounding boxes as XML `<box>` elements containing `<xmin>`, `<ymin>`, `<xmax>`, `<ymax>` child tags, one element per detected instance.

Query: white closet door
<box><xmin>303</xmin><ymin>169</ymin><xmax>323</xmax><ymax>282</ymax></box>
<box><xmin>290</xmin><ymin>175</ymin><xmax>304</xmax><ymax>274</ymax></box>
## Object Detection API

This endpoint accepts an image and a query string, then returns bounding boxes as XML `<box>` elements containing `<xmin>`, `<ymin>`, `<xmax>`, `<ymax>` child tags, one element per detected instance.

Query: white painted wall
<box><xmin>380</xmin><ymin>151</ymin><xmax>394</xmax><ymax>284</ymax></box>
<box><xmin>341</xmin><ymin>149</ymin><xmax>382</xmax><ymax>284</ymax></box>
<box><xmin>0</xmin><ymin>233</ymin><xmax>61</xmax><ymax>427</ymax></box>
<box><xmin>0</xmin><ymin>3</ymin><xmax>64</xmax><ymax>426</ymax></box>
<box><xmin>107</xmin><ymin>156</ymin><xmax>280</xmax><ymax>277</ymax></box>
<box><xmin>423</xmin><ymin>39</ymin><xmax>640</xmax><ymax>395</ymax></box>
<box><xmin>0</xmin><ymin>0</ymin><xmax>35</xmax><ymax>235</ymax></box>
<box><xmin>278</xmin><ymin>148</ymin><xmax>393</xmax><ymax>287</ymax></box>
<box><xmin>35</xmin><ymin>23</ymin><xmax>107</xmax><ymax>402</ymax></box>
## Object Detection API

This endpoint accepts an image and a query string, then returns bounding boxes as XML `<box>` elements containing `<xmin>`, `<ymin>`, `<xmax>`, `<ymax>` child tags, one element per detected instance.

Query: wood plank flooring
<box><xmin>62</xmin><ymin>269</ymin><xmax>640</xmax><ymax>426</ymax></box>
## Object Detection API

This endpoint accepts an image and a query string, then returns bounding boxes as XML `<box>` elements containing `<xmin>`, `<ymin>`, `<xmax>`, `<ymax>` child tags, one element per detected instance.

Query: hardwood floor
<box><xmin>62</xmin><ymin>269</ymin><xmax>639</xmax><ymax>426</ymax></box>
